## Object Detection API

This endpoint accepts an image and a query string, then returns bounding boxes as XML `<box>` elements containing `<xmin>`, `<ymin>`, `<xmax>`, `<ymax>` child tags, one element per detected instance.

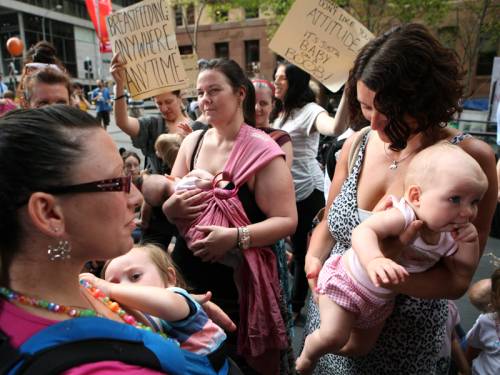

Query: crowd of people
<box><xmin>0</xmin><ymin>23</ymin><xmax>499</xmax><ymax>375</ymax></box>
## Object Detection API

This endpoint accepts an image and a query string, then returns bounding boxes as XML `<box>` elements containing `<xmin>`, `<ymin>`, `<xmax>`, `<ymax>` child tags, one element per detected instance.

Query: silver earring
<box><xmin>48</xmin><ymin>240</ymin><xmax>71</xmax><ymax>261</ymax></box>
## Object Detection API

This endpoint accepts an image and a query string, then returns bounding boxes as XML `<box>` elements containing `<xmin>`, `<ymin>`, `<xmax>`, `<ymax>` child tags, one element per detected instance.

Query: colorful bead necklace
<box><xmin>0</xmin><ymin>286</ymin><xmax>98</xmax><ymax>318</ymax></box>
<box><xmin>80</xmin><ymin>279</ymin><xmax>168</xmax><ymax>338</ymax></box>
<box><xmin>0</xmin><ymin>282</ymin><xmax>168</xmax><ymax>339</ymax></box>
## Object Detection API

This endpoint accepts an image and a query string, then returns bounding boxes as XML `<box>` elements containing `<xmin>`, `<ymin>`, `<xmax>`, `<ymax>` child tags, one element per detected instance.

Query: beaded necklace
<box><xmin>0</xmin><ymin>286</ymin><xmax>98</xmax><ymax>318</ymax></box>
<box><xmin>0</xmin><ymin>281</ymin><xmax>168</xmax><ymax>339</ymax></box>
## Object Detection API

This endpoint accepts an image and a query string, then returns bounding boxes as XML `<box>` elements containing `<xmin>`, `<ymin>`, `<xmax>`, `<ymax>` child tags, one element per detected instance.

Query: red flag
<box><xmin>85</xmin><ymin>0</ymin><xmax>112</xmax><ymax>53</ymax></box>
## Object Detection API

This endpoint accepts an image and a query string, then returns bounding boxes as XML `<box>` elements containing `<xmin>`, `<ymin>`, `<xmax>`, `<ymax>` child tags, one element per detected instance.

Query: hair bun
<box><xmin>31</xmin><ymin>41</ymin><xmax>57</xmax><ymax>64</ymax></box>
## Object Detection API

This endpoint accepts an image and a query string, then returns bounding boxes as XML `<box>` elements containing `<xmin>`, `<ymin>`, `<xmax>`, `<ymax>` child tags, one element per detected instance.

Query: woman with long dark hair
<box><xmin>163</xmin><ymin>59</ymin><xmax>297</xmax><ymax>374</ymax></box>
<box><xmin>272</xmin><ymin>62</ymin><xmax>337</xmax><ymax>320</ymax></box>
<box><xmin>303</xmin><ymin>23</ymin><xmax>497</xmax><ymax>373</ymax></box>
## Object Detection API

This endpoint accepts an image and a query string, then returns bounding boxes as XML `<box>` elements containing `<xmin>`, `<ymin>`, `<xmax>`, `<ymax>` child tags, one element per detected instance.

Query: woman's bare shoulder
<box><xmin>446</xmin><ymin>128</ymin><xmax>496</xmax><ymax>165</ymax></box>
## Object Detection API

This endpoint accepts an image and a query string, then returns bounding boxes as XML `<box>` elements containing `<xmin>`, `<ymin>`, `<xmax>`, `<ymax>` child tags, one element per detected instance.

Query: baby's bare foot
<box><xmin>296</xmin><ymin>354</ymin><xmax>315</xmax><ymax>375</ymax></box>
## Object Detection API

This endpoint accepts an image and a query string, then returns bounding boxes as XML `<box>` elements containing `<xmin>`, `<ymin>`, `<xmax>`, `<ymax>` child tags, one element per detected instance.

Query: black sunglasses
<box><xmin>17</xmin><ymin>176</ymin><xmax>132</xmax><ymax>207</ymax></box>
<box><xmin>43</xmin><ymin>176</ymin><xmax>132</xmax><ymax>195</ymax></box>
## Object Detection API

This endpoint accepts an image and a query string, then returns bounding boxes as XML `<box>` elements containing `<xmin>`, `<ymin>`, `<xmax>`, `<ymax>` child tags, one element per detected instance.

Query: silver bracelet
<box><xmin>237</xmin><ymin>226</ymin><xmax>250</xmax><ymax>250</ymax></box>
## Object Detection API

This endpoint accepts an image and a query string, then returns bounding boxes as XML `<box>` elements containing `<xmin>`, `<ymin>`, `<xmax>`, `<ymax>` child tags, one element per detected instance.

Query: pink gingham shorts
<box><xmin>316</xmin><ymin>254</ymin><xmax>394</xmax><ymax>329</ymax></box>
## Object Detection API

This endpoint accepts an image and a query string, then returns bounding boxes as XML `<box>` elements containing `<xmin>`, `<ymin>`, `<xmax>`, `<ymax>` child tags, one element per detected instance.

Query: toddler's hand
<box><xmin>452</xmin><ymin>223</ymin><xmax>478</xmax><ymax>243</ymax></box>
<box><xmin>79</xmin><ymin>273</ymin><xmax>112</xmax><ymax>296</ymax></box>
<box><xmin>366</xmin><ymin>258</ymin><xmax>409</xmax><ymax>287</ymax></box>
<box><xmin>176</xmin><ymin>122</ymin><xmax>192</xmax><ymax>137</ymax></box>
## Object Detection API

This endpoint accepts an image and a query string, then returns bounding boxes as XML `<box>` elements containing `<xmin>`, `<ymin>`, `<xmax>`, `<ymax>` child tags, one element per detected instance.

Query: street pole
<box><xmin>41</xmin><ymin>5</ymin><xmax>62</xmax><ymax>42</ymax></box>
<box><xmin>95</xmin><ymin>0</ymin><xmax>102</xmax><ymax>80</ymax></box>
<box><xmin>41</xmin><ymin>17</ymin><xmax>45</xmax><ymax>40</ymax></box>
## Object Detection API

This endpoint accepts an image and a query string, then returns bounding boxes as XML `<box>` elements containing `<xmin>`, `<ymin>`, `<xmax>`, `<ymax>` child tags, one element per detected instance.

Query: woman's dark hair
<box><xmin>18</xmin><ymin>41</ymin><xmax>66</xmax><ymax>103</ymax></box>
<box><xmin>0</xmin><ymin>105</ymin><xmax>101</xmax><ymax>286</ymax></box>
<box><xmin>272</xmin><ymin>62</ymin><xmax>316</xmax><ymax>125</ymax></box>
<box><xmin>201</xmin><ymin>58</ymin><xmax>256</xmax><ymax>126</ymax></box>
<box><xmin>122</xmin><ymin>150</ymin><xmax>141</xmax><ymax>165</ymax></box>
<box><xmin>26</xmin><ymin>41</ymin><xmax>63</xmax><ymax>67</ymax></box>
<box><xmin>345</xmin><ymin>23</ymin><xmax>463</xmax><ymax>150</ymax></box>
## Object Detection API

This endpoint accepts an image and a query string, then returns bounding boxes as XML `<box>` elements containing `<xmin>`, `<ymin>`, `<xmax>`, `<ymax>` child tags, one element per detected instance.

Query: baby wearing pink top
<box><xmin>297</xmin><ymin>143</ymin><xmax>489</xmax><ymax>375</ymax></box>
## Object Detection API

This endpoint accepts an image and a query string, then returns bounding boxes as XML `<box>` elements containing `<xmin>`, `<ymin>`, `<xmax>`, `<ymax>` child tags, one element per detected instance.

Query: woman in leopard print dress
<box><xmin>302</xmin><ymin>24</ymin><xmax>497</xmax><ymax>374</ymax></box>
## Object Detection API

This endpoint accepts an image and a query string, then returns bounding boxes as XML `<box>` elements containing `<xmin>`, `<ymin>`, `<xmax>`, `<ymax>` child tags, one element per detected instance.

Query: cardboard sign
<box><xmin>106</xmin><ymin>0</ymin><xmax>188</xmax><ymax>100</ymax></box>
<box><xmin>180</xmin><ymin>53</ymin><xmax>199</xmax><ymax>98</ymax></box>
<box><xmin>269</xmin><ymin>0</ymin><xmax>374</xmax><ymax>93</ymax></box>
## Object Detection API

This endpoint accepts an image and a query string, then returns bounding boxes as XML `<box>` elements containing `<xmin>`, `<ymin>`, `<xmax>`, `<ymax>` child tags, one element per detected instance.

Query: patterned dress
<box><xmin>303</xmin><ymin>131</ymin><xmax>470</xmax><ymax>374</ymax></box>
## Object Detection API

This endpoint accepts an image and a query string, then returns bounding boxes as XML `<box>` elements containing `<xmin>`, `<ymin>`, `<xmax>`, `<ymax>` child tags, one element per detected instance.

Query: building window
<box><xmin>0</xmin><ymin>12</ymin><xmax>22</xmax><ymax>78</ymax></box>
<box><xmin>174</xmin><ymin>5</ymin><xmax>183</xmax><ymax>27</ymax></box>
<box><xmin>23</xmin><ymin>14</ymin><xmax>77</xmax><ymax>77</ymax></box>
<box><xmin>214</xmin><ymin>42</ymin><xmax>229</xmax><ymax>59</ymax></box>
<box><xmin>245</xmin><ymin>6</ymin><xmax>259</xmax><ymax>19</ymax></box>
<box><xmin>438</xmin><ymin>26</ymin><xmax>458</xmax><ymax>49</ymax></box>
<box><xmin>476</xmin><ymin>34</ymin><xmax>499</xmax><ymax>76</ymax></box>
<box><xmin>214</xmin><ymin>9</ymin><xmax>228</xmax><ymax>23</ymax></box>
<box><xmin>245</xmin><ymin>40</ymin><xmax>260</xmax><ymax>74</ymax></box>
<box><xmin>179</xmin><ymin>45</ymin><xmax>194</xmax><ymax>55</ymax></box>
<box><xmin>187</xmin><ymin>4</ymin><xmax>195</xmax><ymax>25</ymax></box>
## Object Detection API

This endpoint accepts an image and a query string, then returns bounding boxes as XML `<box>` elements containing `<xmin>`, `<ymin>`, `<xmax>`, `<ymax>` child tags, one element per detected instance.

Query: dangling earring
<box><xmin>48</xmin><ymin>240</ymin><xmax>71</xmax><ymax>261</ymax></box>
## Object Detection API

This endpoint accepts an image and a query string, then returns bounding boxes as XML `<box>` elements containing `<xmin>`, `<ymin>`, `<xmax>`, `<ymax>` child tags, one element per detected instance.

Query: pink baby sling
<box><xmin>182</xmin><ymin>124</ymin><xmax>288</xmax><ymax>373</ymax></box>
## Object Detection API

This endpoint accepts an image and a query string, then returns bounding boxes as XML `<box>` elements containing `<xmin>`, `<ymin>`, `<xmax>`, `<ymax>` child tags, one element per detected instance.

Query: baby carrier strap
<box><xmin>224</xmin><ymin>125</ymin><xmax>284</xmax><ymax>188</ymax></box>
<box><xmin>1</xmin><ymin>317</ymin><xmax>196</xmax><ymax>375</ymax></box>
<box><xmin>3</xmin><ymin>337</ymin><xmax>163</xmax><ymax>375</ymax></box>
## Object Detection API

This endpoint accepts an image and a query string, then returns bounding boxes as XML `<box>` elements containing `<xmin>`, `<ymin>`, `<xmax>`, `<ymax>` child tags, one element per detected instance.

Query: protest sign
<box><xmin>180</xmin><ymin>53</ymin><xmax>199</xmax><ymax>98</ymax></box>
<box><xmin>269</xmin><ymin>0</ymin><xmax>374</xmax><ymax>93</ymax></box>
<box><xmin>106</xmin><ymin>0</ymin><xmax>188</xmax><ymax>100</ymax></box>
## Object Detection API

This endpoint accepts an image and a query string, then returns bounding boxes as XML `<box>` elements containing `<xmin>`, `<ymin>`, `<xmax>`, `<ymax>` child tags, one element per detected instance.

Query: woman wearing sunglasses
<box><xmin>0</xmin><ymin>105</ymin><xmax>235</xmax><ymax>374</ymax></box>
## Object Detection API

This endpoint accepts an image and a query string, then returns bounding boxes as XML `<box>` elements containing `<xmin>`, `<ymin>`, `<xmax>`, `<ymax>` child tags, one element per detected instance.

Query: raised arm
<box><xmin>314</xmin><ymin>93</ymin><xmax>350</xmax><ymax>136</ymax></box>
<box><xmin>110</xmin><ymin>53</ymin><xmax>140</xmax><ymax>138</ymax></box>
<box><xmin>314</xmin><ymin>112</ymin><xmax>336</xmax><ymax>136</ymax></box>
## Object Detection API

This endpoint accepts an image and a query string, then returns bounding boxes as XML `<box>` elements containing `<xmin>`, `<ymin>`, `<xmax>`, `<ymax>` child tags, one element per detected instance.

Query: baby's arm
<box><xmin>80</xmin><ymin>274</ymin><xmax>190</xmax><ymax>322</ymax></box>
<box><xmin>444</xmin><ymin>223</ymin><xmax>480</xmax><ymax>279</ymax></box>
<box><xmin>351</xmin><ymin>207</ymin><xmax>410</xmax><ymax>287</ymax></box>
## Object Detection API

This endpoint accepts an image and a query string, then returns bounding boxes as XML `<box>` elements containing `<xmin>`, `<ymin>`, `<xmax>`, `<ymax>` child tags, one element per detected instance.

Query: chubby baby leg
<box><xmin>337</xmin><ymin>322</ymin><xmax>385</xmax><ymax>357</ymax></box>
<box><xmin>296</xmin><ymin>295</ymin><xmax>356</xmax><ymax>374</ymax></box>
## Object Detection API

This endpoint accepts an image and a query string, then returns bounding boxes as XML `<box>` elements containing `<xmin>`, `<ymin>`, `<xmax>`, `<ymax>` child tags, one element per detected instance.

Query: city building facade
<box><xmin>0</xmin><ymin>1</ymin><xmax>496</xmax><ymax>99</ymax></box>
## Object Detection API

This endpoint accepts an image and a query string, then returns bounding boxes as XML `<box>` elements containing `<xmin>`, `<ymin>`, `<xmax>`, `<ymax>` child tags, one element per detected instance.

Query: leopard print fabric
<box><xmin>302</xmin><ymin>130</ymin><xmax>464</xmax><ymax>374</ymax></box>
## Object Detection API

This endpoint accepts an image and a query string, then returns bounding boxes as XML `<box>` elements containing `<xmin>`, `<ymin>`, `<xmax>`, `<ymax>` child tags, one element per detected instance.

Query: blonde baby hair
<box><xmin>404</xmin><ymin>142</ymin><xmax>488</xmax><ymax>193</ymax></box>
<box><xmin>101</xmin><ymin>244</ymin><xmax>187</xmax><ymax>289</ymax></box>
<box><xmin>135</xmin><ymin>244</ymin><xmax>187</xmax><ymax>289</ymax></box>
<box><xmin>154</xmin><ymin>133</ymin><xmax>184</xmax><ymax>170</ymax></box>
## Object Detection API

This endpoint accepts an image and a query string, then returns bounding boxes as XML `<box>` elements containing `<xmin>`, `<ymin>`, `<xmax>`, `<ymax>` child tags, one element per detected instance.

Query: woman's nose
<box><xmin>199</xmin><ymin>92</ymin><xmax>211</xmax><ymax>106</ymax></box>
<box><xmin>370</xmin><ymin>111</ymin><xmax>386</xmax><ymax>130</ymax></box>
<box><xmin>128</xmin><ymin>183</ymin><xmax>143</xmax><ymax>210</ymax></box>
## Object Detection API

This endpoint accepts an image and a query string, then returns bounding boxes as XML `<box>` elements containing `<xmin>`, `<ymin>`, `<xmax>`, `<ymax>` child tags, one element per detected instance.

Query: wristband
<box><xmin>114</xmin><ymin>94</ymin><xmax>127</xmax><ymax>101</ymax></box>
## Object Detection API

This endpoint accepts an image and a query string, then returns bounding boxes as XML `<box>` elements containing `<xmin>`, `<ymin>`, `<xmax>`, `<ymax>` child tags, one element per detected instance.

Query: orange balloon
<box><xmin>6</xmin><ymin>37</ymin><xmax>24</xmax><ymax>57</ymax></box>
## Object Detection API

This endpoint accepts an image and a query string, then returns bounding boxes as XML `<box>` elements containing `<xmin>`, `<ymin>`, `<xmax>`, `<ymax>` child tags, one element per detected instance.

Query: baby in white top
<box><xmin>297</xmin><ymin>142</ymin><xmax>489</xmax><ymax>374</ymax></box>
